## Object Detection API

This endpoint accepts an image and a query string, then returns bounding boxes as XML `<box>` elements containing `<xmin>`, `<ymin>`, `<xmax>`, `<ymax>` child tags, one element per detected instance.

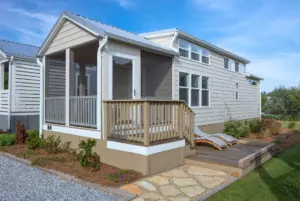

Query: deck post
<box><xmin>179</xmin><ymin>103</ymin><xmax>184</xmax><ymax>139</ymax></box>
<box><xmin>143</xmin><ymin>101</ymin><xmax>150</xmax><ymax>146</ymax></box>
<box><xmin>65</xmin><ymin>48</ymin><xmax>74</xmax><ymax>126</ymax></box>
<box><xmin>79</xmin><ymin>63</ymin><xmax>86</xmax><ymax>96</ymax></box>
<box><xmin>190</xmin><ymin>113</ymin><xmax>195</xmax><ymax>148</ymax></box>
<box><xmin>103</xmin><ymin>102</ymin><xmax>110</xmax><ymax>140</ymax></box>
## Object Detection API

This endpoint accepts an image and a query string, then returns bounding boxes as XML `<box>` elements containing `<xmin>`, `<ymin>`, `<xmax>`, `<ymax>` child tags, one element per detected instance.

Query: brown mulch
<box><xmin>0</xmin><ymin>145</ymin><xmax>142</xmax><ymax>187</ymax></box>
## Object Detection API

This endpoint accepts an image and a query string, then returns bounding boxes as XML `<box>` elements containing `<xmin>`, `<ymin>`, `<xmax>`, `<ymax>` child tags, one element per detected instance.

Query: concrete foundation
<box><xmin>0</xmin><ymin>115</ymin><xmax>39</xmax><ymax>133</ymax></box>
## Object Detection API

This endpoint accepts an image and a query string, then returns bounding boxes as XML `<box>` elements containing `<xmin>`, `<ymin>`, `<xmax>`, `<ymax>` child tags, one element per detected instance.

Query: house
<box><xmin>0</xmin><ymin>40</ymin><xmax>41</xmax><ymax>132</ymax></box>
<box><xmin>37</xmin><ymin>11</ymin><xmax>262</xmax><ymax>175</ymax></box>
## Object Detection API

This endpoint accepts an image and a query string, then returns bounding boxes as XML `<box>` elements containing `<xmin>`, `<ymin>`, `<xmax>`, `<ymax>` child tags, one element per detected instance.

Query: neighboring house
<box><xmin>37</xmin><ymin>11</ymin><xmax>262</xmax><ymax>175</ymax></box>
<box><xmin>0</xmin><ymin>40</ymin><xmax>40</xmax><ymax>132</ymax></box>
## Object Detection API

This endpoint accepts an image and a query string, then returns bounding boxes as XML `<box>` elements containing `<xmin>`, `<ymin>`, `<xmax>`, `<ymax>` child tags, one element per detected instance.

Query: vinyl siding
<box><xmin>45</xmin><ymin>20</ymin><xmax>96</xmax><ymax>55</ymax></box>
<box><xmin>174</xmin><ymin>52</ymin><xmax>260</xmax><ymax>126</ymax></box>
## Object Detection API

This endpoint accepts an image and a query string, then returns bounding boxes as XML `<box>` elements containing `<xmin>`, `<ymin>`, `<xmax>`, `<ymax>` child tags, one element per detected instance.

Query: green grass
<box><xmin>282</xmin><ymin>121</ymin><xmax>300</xmax><ymax>130</ymax></box>
<box><xmin>207</xmin><ymin>144</ymin><xmax>300</xmax><ymax>201</ymax></box>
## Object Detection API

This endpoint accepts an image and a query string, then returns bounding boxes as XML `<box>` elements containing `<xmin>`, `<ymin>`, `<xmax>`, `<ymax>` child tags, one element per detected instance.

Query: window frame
<box><xmin>224</xmin><ymin>58</ymin><xmax>229</xmax><ymax>70</ymax></box>
<box><xmin>178</xmin><ymin>71</ymin><xmax>211</xmax><ymax>108</ymax></box>
<box><xmin>178</xmin><ymin>38</ymin><xmax>211</xmax><ymax>65</ymax></box>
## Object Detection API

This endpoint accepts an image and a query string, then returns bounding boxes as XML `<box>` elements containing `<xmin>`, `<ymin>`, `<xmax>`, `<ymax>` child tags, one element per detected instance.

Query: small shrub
<box><xmin>249</xmin><ymin>119</ymin><xmax>263</xmax><ymax>133</ymax></box>
<box><xmin>15</xmin><ymin>121</ymin><xmax>26</xmax><ymax>144</ymax></box>
<box><xmin>106</xmin><ymin>169</ymin><xmax>140</xmax><ymax>184</ymax></box>
<box><xmin>224</xmin><ymin>120</ymin><xmax>250</xmax><ymax>138</ymax></box>
<box><xmin>288</xmin><ymin>121</ymin><xmax>296</xmax><ymax>129</ymax></box>
<box><xmin>78</xmin><ymin>139</ymin><xmax>100</xmax><ymax>169</ymax></box>
<box><xmin>0</xmin><ymin>134</ymin><xmax>15</xmax><ymax>146</ymax></box>
<box><xmin>60</xmin><ymin>141</ymin><xmax>71</xmax><ymax>152</ymax></box>
<box><xmin>43</xmin><ymin>135</ymin><xmax>61</xmax><ymax>153</ymax></box>
<box><xmin>26</xmin><ymin>130</ymin><xmax>43</xmax><ymax>150</ymax></box>
<box><xmin>31</xmin><ymin>156</ymin><xmax>66</xmax><ymax>167</ymax></box>
<box><xmin>269</xmin><ymin>121</ymin><xmax>282</xmax><ymax>135</ymax></box>
<box><xmin>16</xmin><ymin>149</ymin><xmax>37</xmax><ymax>159</ymax></box>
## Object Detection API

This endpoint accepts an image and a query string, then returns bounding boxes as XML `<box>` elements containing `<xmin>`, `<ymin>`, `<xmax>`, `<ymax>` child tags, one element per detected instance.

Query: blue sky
<box><xmin>1</xmin><ymin>0</ymin><xmax>299</xmax><ymax>92</ymax></box>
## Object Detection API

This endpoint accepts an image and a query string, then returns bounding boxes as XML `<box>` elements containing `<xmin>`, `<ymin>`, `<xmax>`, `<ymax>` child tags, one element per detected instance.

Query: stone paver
<box><xmin>120</xmin><ymin>165</ymin><xmax>232</xmax><ymax>201</ymax></box>
<box><xmin>161</xmin><ymin>169</ymin><xmax>189</xmax><ymax>178</ymax></box>
<box><xmin>196</xmin><ymin>175</ymin><xmax>226</xmax><ymax>189</ymax></box>
<box><xmin>136</xmin><ymin>181</ymin><xmax>157</xmax><ymax>192</ymax></box>
<box><xmin>160</xmin><ymin>185</ymin><xmax>181</xmax><ymax>196</ymax></box>
<box><xmin>172</xmin><ymin>178</ymin><xmax>198</xmax><ymax>187</ymax></box>
<box><xmin>120</xmin><ymin>184</ymin><xmax>143</xmax><ymax>195</ymax></box>
<box><xmin>188</xmin><ymin>166</ymin><xmax>228</xmax><ymax>177</ymax></box>
<box><xmin>147</xmin><ymin>176</ymin><xmax>170</xmax><ymax>186</ymax></box>
<box><xmin>180</xmin><ymin>186</ymin><xmax>206</xmax><ymax>197</ymax></box>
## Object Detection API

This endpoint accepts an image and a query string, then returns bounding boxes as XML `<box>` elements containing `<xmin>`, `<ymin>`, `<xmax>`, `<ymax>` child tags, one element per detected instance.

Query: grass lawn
<box><xmin>282</xmin><ymin>121</ymin><xmax>300</xmax><ymax>130</ymax></box>
<box><xmin>206</xmin><ymin>144</ymin><xmax>300</xmax><ymax>201</ymax></box>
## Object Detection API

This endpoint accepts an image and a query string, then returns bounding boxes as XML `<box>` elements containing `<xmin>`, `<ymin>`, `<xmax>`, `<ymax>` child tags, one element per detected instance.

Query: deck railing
<box><xmin>103</xmin><ymin>100</ymin><xmax>195</xmax><ymax>146</ymax></box>
<box><xmin>45</xmin><ymin>97</ymin><xmax>65</xmax><ymax>124</ymax></box>
<box><xmin>70</xmin><ymin>96</ymin><xmax>97</xmax><ymax>128</ymax></box>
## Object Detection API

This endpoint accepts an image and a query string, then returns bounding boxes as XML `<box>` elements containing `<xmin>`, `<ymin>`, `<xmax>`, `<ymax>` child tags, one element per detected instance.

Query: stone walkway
<box><xmin>120</xmin><ymin>165</ymin><xmax>237</xmax><ymax>201</ymax></box>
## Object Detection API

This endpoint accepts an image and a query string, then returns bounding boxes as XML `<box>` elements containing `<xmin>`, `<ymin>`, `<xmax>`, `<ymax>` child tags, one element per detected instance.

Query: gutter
<box><xmin>171</xmin><ymin>31</ymin><xmax>179</xmax><ymax>52</ymax></box>
<box><xmin>97</xmin><ymin>35</ymin><xmax>108</xmax><ymax>132</ymax></box>
<box><xmin>37</xmin><ymin>58</ymin><xmax>44</xmax><ymax>136</ymax></box>
<box><xmin>7</xmin><ymin>56</ymin><xmax>13</xmax><ymax>132</ymax></box>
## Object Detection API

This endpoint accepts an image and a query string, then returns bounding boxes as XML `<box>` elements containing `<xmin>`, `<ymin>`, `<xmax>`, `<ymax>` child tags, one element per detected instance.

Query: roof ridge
<box><xmin>67</xmin><ymin>11</ymin><xmax>147</xmax><ymax>39</ymax></box>
<box><xmin>0</xmin><ymin>39</ymin><xmax>39</xmax><ymax>48</ymax></box>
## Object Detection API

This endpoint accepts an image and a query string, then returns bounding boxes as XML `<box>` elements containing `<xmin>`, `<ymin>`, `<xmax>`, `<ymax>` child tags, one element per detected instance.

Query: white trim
<box><xmin>37</xmin><ymin>57</ymin><xmax>44</xmax><ymax>135</ymax></box>
<box><xmin>43</xmin><ymin>124</ymin><xmax>101</xmax><ymax>139</ymax></box>
<box><xmin>65</xmin><ymin>48</ymin><xmax>73</xmax><ymax>126</ymax></box>
<box><xmin>7</xmin><ymin>56</ymin><xmax>13</xmax><ymax>130</ymax></box>
<box><xmin>108</xmin><ymin>51</ymin><xmax>136</xmax><ymax>100</ymax></box>
<box><xmin>0</xmin><ymin>50</ymin><xmax>7</xmax><ymax>59</ymax></box>
<box><xmin>107</xmin><ymin>139</ymin><xmax>185</xmax><ymax>156</ymax></box>
<box><xmin>11</xmin><ymin>112</ymin><xmax>39</xmax><ymax>116</ymax></box>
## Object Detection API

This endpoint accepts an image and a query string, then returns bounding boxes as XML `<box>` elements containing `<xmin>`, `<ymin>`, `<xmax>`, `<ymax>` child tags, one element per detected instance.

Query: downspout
<box><xmin>7</xmin><ymin>56</ymin><xmax>13</xmax><ymax>133</ymax></box>
<box><xmin>171</xmin><ymin>31</ymin><xmax>178</xmax><ymax>100</ymax></box>
<box><xmin>37</xmin><ymin>58</ymin><xmax>44</xmax><ymax>136</ymax></box>
<box><xmin>97</xmin><ymin>35</ymin><xmax>108</xmax><ymax>135</ymax></box>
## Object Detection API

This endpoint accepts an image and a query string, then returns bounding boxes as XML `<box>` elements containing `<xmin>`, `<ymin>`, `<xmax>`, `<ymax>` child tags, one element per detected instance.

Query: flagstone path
<box><xmin>120</xmin><ymin>165</ymin><xmax>237</xmax><ymax>201</ymax></box>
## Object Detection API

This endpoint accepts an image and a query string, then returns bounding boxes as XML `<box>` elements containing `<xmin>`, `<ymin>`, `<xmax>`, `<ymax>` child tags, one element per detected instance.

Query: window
<box><xmin>202</xmin><ymin>49</ymin><xmax>210</xmax><ymax>64</ymax></box>
<box><xmin>224</xmin><ymin>58</ymin><xmax>229</xmax><ymax>69</ymax></box>
<box><xmin>179</xmin><ymin>72</ymin><xmax>189</xmax><ymax>104</ymax></box>
<box><xmin>236</xmin><ymin>83</ymin><xmax>239</xmax><ymax>100</ymax></box>
<box><xmin>235</xmin><ymin>62</ymin><xmax>239</xmax><ymax>72</ymax></box>
<box><xmin>191</xmin><ymin>75</ymin><xmax>200</xmax><ymax>106</ymax></box>
<box><xmin>239</xmin><ymin>63</ymin><xmax>245</xmax><ymax>73</ymax></box>
<box><xmin>76</xmin><ymin>73</ymin><xmax>90</xmax><ymax>96</ymax></box>
<box><xmin>178</xmin><ymin>38</ymin><xmax>210</xmax><ymax>65</ymax></box>
<box><xmin>201</xmin><ymin>76</ymin><xmax>210</xmax><ymax>106</ymax></box>
<box><xmin>179</xmin><ymin>39</ymin><xmax>189</xmax><ymax>58</ymax></box>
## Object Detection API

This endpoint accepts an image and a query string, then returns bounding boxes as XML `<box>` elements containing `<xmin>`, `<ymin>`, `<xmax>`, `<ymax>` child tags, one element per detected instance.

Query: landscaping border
<box><xmin>0</xmin><ymin>152</ymin><xmax>136</xmax><ymax>201</ymax></box>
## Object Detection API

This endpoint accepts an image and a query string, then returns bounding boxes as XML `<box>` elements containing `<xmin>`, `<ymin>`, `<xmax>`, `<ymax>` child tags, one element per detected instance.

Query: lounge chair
<box><xmin>194</xmin><ymin>127</ymin><xmax>237</xmax><ymax>146</ymax></box>
<box><xmin>194</xmin><ymin>132</ymin><xmax>228</xmax><ymax>151</ymax></box>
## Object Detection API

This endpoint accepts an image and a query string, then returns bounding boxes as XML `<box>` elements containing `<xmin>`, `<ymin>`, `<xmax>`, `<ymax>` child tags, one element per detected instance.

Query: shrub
<box><xmin>16</xmin><ymin>149</ymin><xmax>37</xmax><ymax>159</ymax></box>
<box><xmin>224</xmin><ymin>120</ymin><xmax>250</xmax><ymax>138</ymax></box>
<box><xmin>15</xmin><ymin>121</ymin><xmax>26</xmax><ymax>144</ymax></box>
<box><xmin>26</xmin><ymin>130</ymin><xmax>43</xmax><ymax>150</ymax></box>
<box><xmin>31</xmin><ymin>156</ymin><xmax>66</xmax><ymax>167</ymax></box>
<box><xmin>249</xmin><ymin>119</ymin><xmax>263</xmax><ymax>133</ymax></box>
<box><xmin>262</xmin><ymin>118</ymin><xmax>282</xmax><ymax>135</ymax></box>
<box><xmin>106</xmin><ymin>169</ymin><xmax>140</xmax><ymax>184</ymax></box>
<box><xmin>43</xmin><ymin>135</ymin><xmax>61</xmax><ymax>153</ymax></box>
<box><xmin>78</xmin><ymin>139</ymin><xmax>100</xmax><ymax>169</ymax></box>
<box><xmin>0</xmin><ymin>134</ymin><xmax>15</xmax><ymax>146</ymax></box>
<box><xmin>288</xmin><ymin>121</ymin><xmax>296</xmax><ymax>129</ymax></box>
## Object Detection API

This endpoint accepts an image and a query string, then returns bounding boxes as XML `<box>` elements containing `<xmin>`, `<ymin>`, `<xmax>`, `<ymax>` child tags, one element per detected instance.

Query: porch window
<box><xmin>236</xmin><ymin>83</ymin><xmax>239</xmax><ymax>100</ymax></box>
<box><xmin>224</xmin><ymin>58</ymin><xmax>229</xmax><ymax>69</ymax></box>
<box><xmin>179</xmin><ymin>39</ymin><xmax>189</xmax><ymax>58</ymax></box>
<box><xmin>75</xmin><ymin>73</ymin><xmax>90</xmax><ymax>96</ymax></box>
<box><xmin>201</xmin><ymin>76</ymin><xmax>210</xmax><ymax>106</ymax></box>
<box><xmin>191</xmin><ymin>74</ymin><xmax>200</xmax><ymax>106</ymax></box>
<box><xmin>179</xmin><ymin>72</ymin><xmax>189</xmax><ymax>104</ymax></box>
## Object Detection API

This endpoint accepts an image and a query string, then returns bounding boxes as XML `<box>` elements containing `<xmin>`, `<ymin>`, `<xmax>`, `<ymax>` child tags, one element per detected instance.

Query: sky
<box><xmin>0</xmin><ymin>0</ymin><xmax>299</xmax><ymax>92</ymax></box>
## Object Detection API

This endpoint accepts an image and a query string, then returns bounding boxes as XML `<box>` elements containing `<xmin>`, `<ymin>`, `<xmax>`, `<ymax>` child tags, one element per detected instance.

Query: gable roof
<box><xmin>38</xmin><ymin>11</ymin><xmax>178</xmax><ymax>56</ymax></box>
<box><xmin>0</xmin><ymin>39</ymin><xmax>39</xmax><ymax>60</ymax></box>
<box><xmin>141</xmin><ymin>28</ymin><xmax>250</xmax><ymax>64</ymax></box>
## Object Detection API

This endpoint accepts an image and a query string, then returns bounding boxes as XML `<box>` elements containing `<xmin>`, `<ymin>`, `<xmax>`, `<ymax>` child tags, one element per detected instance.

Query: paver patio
<box><xmin>120</xmin><ymin>165</ymin><xmax>237</xmax><ymax>201</ymax></box>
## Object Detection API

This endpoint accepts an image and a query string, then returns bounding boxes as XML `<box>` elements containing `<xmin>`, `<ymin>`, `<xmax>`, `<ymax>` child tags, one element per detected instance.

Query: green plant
<box><xmin>78</xmin><ymin>139</ymin><xmax>100</xmax><ymax>169</ymax></box>
<box><xmin>61</xmin><ymin>141</ymin><xmax>71</xmax><ymax>152</ymax></box>
<box><xmin>26</xmin><ymin>130</ymin><xmax>43</xmax><ymax>150</ymax></box>
<box><xmin>288</xmin><ymin>121</ymin><xmax>296</xmax><ymax>129</ymax></box>
<box><xmin>224</xmin><ymin>120</ymin><xmax>250</xmax><ymax>138</ymax></box>
<box><xmin>31</xmin><ymin>156</ymin><xmax>66</xmax><ymax>167</ymax></box>
<box><xmin>16</xmin><ymin>149</ymin><xmax>37</xmax><ymax>159</ymax></box>
<box><xmin>0</xmin><ymin>134</ymin><xmax>15</xmax><ymax>146</ymax></box>
<box><xmin>106</xmin><ymin>169</ymin><xmax>140</xmax><ymax>184</ymax></box>
<box><xmin>43</xmin><ymin>135</ymin><xmax>61</xmax><ymax>153</ymax></box>
<box><xmin>249</xmin><ymin>119</ymin><xmax>263</xmax><ymax>133</ymax></box>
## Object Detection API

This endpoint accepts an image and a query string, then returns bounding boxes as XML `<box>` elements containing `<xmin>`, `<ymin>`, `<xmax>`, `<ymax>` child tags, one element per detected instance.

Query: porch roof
<box><xmin>38</xmin><ymin>11</ymin><xmax>178</xmax><ymax>57</ymax></box>
<box><xmin>0</xmin><ymin>39</ymin><xmax>39</xmax><ymax>60</ymax></box>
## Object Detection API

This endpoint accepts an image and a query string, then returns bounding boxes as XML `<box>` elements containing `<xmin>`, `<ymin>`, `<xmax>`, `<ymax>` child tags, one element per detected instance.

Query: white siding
<box><xmin>45</xmin><ymin>20</ymin><xmax>96</xmax><ymax>55</ymax></box>
<box><xmin>11</xmin><ymin>59</ymin><xmax>40</xmax><ymax>114</ymax></box>
<box><xmin>174</xmin><ymin>52</ymin><xmax>260</xmax><ymax>126</ymax></box>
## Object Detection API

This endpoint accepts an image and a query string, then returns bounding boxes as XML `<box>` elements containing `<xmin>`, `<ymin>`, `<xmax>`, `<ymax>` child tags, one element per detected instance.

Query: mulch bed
<box><xmin>0</xmin><ymin>145</ymin><xmax>143</xmax><ymax>187</ymax></box>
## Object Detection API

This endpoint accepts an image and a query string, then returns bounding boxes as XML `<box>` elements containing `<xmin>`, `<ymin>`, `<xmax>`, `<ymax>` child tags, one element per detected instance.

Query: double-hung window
<box><xmin>191</xmin><ymin>44</ymin><xmax>200</xmax><ymax>61</ymax></box>
<box><xmin>179</xmin><ymin>39</ymin><xmax>189</xmax><ymax>58</ymax></box>
<box><xmin>201</xmin><ymin>76</ymin><xmax>210</xmax><ymax>106</ymax></box>
<box><xmin>179</xmin><ymin>72</ymin><xmax>189</xmax><ymax>104</ymax></box>
<box><xmin>235</xmin><ymin>62</ymin><xmax>239</xmax><ymax>72</ymax></box>
<box><xmin>191</xmin><ymin>74</ymin><xmax>200</xmax><ymax>106</ymax></box>
<box><xmin>236</xmin><ymin>83</ymin><xmax>239</xmax><ymax>100</ymax></box>
<box><xmin>224</xmin><ymin>58</ymin><xmax>229</xmax><ymax>69</ymax></box>
<box><xmin>202</xmin><ymin>49</ymin><xmax>210</xmax><ymax>64</ymax></box>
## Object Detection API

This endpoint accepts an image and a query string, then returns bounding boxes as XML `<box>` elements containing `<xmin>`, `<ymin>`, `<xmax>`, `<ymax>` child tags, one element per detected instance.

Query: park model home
<box><xmin>0</xmin><ymin>40</ymin><xmax>40</xmax><ymax>132</ymax></box>
<box><xmin>38</xmin><ymin>11</ymin><xmax>262</xmax><ymax>175</ymax></box>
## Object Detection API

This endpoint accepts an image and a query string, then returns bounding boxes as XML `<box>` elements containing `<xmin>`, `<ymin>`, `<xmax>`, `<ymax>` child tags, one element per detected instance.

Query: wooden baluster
<box><xmin>143</xmin><ymin>101</ymin><xmax>150</xmax><ymax>146</ymax></box>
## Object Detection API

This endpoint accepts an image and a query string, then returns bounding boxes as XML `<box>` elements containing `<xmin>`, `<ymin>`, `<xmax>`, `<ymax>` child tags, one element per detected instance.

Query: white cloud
<box><xmin>109</xmin><ymin>0</ymin><xmax>134</xmax><ymax>8</ymax></box>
